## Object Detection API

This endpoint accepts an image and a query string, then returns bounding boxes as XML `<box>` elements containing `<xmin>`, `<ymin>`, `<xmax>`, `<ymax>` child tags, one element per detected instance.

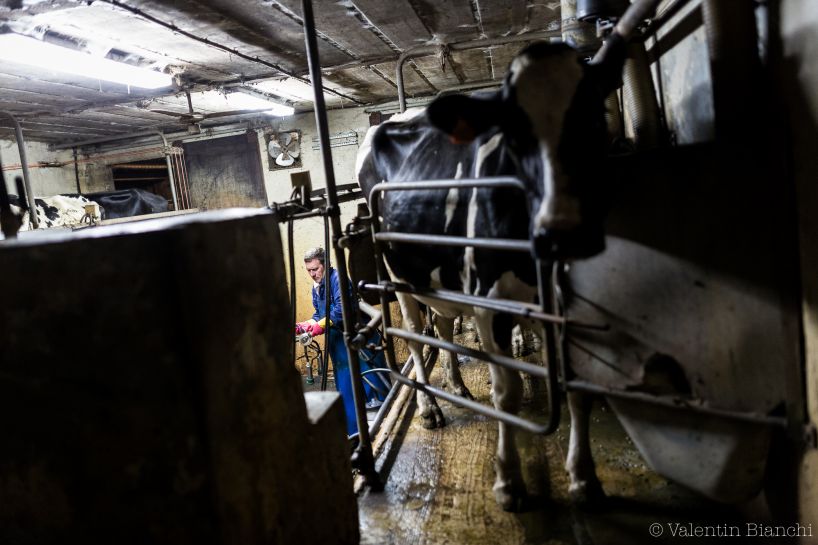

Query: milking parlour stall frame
<box><xmin>287</xmin><ymin>0</ymin><xmax>810</xmax><ymax>496</ymax></box>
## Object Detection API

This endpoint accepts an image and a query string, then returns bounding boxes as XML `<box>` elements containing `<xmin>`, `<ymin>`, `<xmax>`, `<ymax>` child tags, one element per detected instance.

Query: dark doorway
<box><xmin>182</xmin><ymin>131</ymin><xmax>268</xmax><ymax>210</ymax></box>
<box><xmin>111</xmin><ymin>158</ymin><xmax>173</xmax><ymax>209</ymax></box>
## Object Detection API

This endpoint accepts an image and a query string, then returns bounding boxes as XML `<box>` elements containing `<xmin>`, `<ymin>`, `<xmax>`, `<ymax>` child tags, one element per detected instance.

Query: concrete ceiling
<box><xmin>0</xmin><ymin>0</ymin><xmax>563</xmax><ymax>145</ymax></box>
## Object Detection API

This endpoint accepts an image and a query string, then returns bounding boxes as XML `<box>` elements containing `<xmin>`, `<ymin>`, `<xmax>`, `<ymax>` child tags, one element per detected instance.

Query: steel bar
<box><xmin>566</xmin><ymin>380</ymin><xmax>788</xmax><ymax>427</ymax></box>
<box><xmin>386</xmin><ymin>327</ymin><xmax>548</xmax><ymax>379</ymax></box>
<box><xmin>367</xmin><ymin>355</ymin><xmax>415</xmax><ymax>436</ymax></box>
<box><xmin>374</xmin><ymin>231</ymin><xmax>531</xmax><ymax>252</ymax></box>
<box><xmin>392</xmin><ymin>372</ymin><xmax>554</xmax><ymax>434</ymax></box>
<box><xmin>0</xmin><ymin>111</ymin><xmax>37</xmax><ymax>228</ymax></box>
<box><xmin>359</xmin><ymin>281</ymin><xmax>607</xmax><ymax>330</ymax></box>
<box><xmin>288</xmin><ymin>219</ymin><xmax>297</xmax><ymax>373</ymax></box>
<box><xmin>158</xmin><ymin>132</ymin><xmax>179</xmax><ymax>211</ymax></box>
<box><xmin>396</xmin><ymin>30</ymin><xmax>561</xmax><ymax>112</ymax></box>
<box><xmin>592</xmin><ymin>0</ymin><xmax>664</xmax><ymax>64</ymax></box>
<box><xmin>73</xmin><ymin>148</ymin><xmax>81</xmax><ymax>193</ymax></box>
<box><xmin>369</xmin><ymin>177</ymin><xmax>525</xmax><ymax>195</ymax></box>
<box><xmin>535</xmin><ymin>260</ymin><xmax>561</xmax><ymax>435</ymax></box>
<box><xmin>322</xmin><ymin>212</ymin><xmax>331</xmax><ymax>392</ymax></box>
<box><xmin>351</xmin><ymin>301</ymin><xmax>383</xmax><ymax>350</ymax></box>
<box><xmin>301</xmin><ymin>0</ymin><xmax>379</xmax><ymax>488</ymax></box>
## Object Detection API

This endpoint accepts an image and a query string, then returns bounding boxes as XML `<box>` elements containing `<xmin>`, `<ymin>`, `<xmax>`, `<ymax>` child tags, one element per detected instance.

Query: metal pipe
<box><xmin>566</xmin><ymin>380</ymin><xmax>788</xmax><ymax>427</ymax></box>
<box><xmin>0</xmin><ymin>111</ymin><xmax>37</xmax><ymax>228</ymax></box>
<box><xmin>396</xmin><ymin>30</ymin><xmax>561</xmax><ymax>112</ymax></box>
<box><xmin>367</xmin><ymin>354</ymin><xmax>416</xmax><ymax>436</ymax></box>
<box><xmin>288</xmin><ymin>218</ymin><xmax>298</xmax><ymax>375</ymax></box>
<box><xmin>359</xmin><ymin>281</ymin><xmax>606</xmax><ymax>330</ymax></box>
<box><xmin>591</xmin><ymin>0</ymin><xmax>664</xmax><ymax>65</ymax></box>
<box><xmin>157</xmin><ymin>132</ymin><xmax>179</xmax><ymax>211</ymax></box>
<box><xmin>72</xmin><ymin>147</ymin><xmax>82</xmax><ymax>193</ymax></box>
<box><xmin>368</xmin><ymin>177</ymin><xmax>525</xmax><ymax>195</ymax></box>
<box><xmin>321</xmin><ymin>212</ymin><xmax>331</xmax><ymax>392</ymax></box>
<box><xmin>391</xmin><ymin>372</ymin><xmax>556</xmax><ymax>435</ymax></box>
<box><xmin>387</xmin><ymin>327</ymin><xmax>549</xmax><ymax>379</ymax></box>
<box><xmin>99</xmin><ymin>0</ymin><xmax>362</xmax><ymax>106</ymax></box>
<box><xmin>350</xmin><ymin>301</ymin><xmax>383</xmax><ymax>350</ymax></box>
<box><xmin>301</xmin><ymin>0</ymin><xmax>380</xmax><ymax>488</ymax></box>
<box><xmin>374</xmin><ymin>231</ymin><xmax>531</xmax><ymax>252</ymax></box>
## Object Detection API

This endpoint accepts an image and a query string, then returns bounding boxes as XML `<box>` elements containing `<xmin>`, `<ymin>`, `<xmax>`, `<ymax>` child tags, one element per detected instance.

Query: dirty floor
<box><xmin>346</xmin><ymin>330</ymin><xmax>787</xmax><ymax>545</ymax></box>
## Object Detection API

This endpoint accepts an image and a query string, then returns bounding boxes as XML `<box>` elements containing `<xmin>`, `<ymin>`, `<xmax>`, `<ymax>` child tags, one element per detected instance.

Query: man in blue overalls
<box><xmin>296</xmin><ymin>247</ymin><xmax>389</xmax><ymax>436</ymax></box>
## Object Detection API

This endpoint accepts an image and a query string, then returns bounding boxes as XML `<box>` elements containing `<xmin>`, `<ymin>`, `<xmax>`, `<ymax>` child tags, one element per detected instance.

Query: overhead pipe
<box><xmin>0</xmin><ymin>111</ymin><xmax>38</xmax><ymax>228</ymax></box>
<box><xmin>396</xmin><ymin>30</ymin><xmax>561</xmax><ymax>113</ymax></box>
<box><xmin>157</xmin><ymin>132</ymin><xmax>180</xmax><ymax>211</ymax></box>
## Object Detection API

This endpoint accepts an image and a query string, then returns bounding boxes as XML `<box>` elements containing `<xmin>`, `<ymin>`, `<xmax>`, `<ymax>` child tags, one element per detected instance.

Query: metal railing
<box><xmin>359</xmin><ymin>175</ymin><xmax>564</xmax><ymax>437</ymax></box>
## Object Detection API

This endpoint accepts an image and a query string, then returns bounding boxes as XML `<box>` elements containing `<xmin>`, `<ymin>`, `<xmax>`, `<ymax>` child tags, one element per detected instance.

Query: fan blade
<box><xmin>278</xmin><ymin>132</ymin><xmax>292</xmax><ymax>147</ymax></box>
<box><xmin>287</xmin><ymin>140</ymin><xmax>301</xmax><ymax>158</ymax></box>
<box><xmin>276</xmin><ymin>153</ymin><xmax>295</xmax><ymax>167</ymax></box>
<box><xmin>268</xmin><ymin>141</ymin><xmax>283</xmax><ymax>157</ymax></box>
<box><xmin>288</xmin><ymin>148</ymin><xmax>300</xmax><ymax>159</ymax></box>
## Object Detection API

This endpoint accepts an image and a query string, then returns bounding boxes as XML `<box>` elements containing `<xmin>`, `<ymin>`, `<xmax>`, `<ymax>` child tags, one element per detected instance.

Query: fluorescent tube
<box><xmin>0</xmin><ymin>33</ymin><xmax>172</xmax><ymax>89</ymax></box>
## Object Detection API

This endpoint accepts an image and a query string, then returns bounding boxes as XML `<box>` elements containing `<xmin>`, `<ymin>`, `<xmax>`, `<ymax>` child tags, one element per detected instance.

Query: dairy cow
<box><xmin>7</xmin><ymin>188</ymin><xmax>168</xmax><ymax>233</ymax></box>
<box><xmin>356</xmin><ymin>38</ymin><xmax>631</xmax><ymax>511</ymax></box>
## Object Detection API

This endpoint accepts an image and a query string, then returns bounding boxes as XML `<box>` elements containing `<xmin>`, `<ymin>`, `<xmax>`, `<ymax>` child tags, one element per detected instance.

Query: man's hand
<box><xmin>295</xmin><ymin>320</ymin><xmax>316</xmax><ymax>334</ymax></box>
<box><xmin>308</xmin><ymin>323</ymin><xmax>325</xmax><ymax>336</ymax></box>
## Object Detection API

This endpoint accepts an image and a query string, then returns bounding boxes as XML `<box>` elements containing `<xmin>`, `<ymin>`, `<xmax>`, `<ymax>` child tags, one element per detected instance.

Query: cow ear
<box><xmin>427</xmin><ymin>94</ymin><xmax>502</xmax><ymax>144</ymax></box>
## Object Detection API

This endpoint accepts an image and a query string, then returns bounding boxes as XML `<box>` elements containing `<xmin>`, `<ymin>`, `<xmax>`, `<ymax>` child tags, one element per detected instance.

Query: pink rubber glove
<box><xmin>295</xmin><ymin>321</ymin><xmax>312</xmax><ymax>334</ymax></box>
<box><xmin>308</xmin><ymin>323</ymin><xmax>325</xmax><ymax>336</ymax></box>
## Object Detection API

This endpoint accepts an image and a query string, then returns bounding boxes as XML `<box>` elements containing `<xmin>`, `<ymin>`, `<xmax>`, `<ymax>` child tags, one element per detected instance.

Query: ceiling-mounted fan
<box><xmin>148</xmin><ymin>90</ymin><xmax>271</xmax><ymax>134</ymax></box>
<box><xmin>268</xmin><ymin>132</ymin><xmax>301</xmax><ymax>167</ymax></box>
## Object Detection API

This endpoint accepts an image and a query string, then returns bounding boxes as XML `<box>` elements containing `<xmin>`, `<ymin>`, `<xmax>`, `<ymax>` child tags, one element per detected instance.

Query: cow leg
<box><xmin>435</xmin><ymin>314</ymin><xmax>473</xmax><ymax>400</ymax></box>
<box><xmin>565</xmin><ymin>391</ymin><xmax>605</xmax><ymax>504</ymax></box>
<box><xmin>396</xmin><ymin>293</ymin><xmax>445</xmax><ymax>429</ymax></box>
<box><xmin>474</xmin><ymin>309</ymin><xmax>526</xmax><ymax>512</ymax></box>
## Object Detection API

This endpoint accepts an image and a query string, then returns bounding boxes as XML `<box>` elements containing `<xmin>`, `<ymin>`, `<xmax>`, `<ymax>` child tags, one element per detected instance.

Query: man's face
<box><xmin>305</xmin><ymin>258</ymin><xmax>325</xmax><ymax>284</ymax></box>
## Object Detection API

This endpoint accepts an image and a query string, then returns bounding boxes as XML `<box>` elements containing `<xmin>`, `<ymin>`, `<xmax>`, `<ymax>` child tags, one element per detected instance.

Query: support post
<box><xmin>301</xmin><ymin>0</ymin><xmax>381</xmax><ymax>490</ymax></box>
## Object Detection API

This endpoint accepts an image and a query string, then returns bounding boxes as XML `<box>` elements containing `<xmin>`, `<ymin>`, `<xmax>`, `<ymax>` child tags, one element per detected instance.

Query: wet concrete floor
<box><xmin>352</xmin><ymin>331</ymin><xmax>788</xmax><ymax>545</ymax></box>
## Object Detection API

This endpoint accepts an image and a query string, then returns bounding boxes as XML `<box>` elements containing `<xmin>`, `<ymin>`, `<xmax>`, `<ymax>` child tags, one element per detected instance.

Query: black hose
<box><xmin>700</xmin><ymin>0</ymin><xmax>761</xmax><ymax>145</ymax></box>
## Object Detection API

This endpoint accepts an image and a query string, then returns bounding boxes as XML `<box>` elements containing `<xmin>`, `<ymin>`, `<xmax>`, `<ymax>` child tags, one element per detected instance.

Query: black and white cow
<box><xmin>356</xmin><ymin>39</ymin><xmax>628</xmax><ymax>511</ymax></box>
<box><xmin>9</xmin><ymin>193</ymin><xmax>101</xmax><ymax>231</ymax></box>
<box><xmin>6</xmin><ymin>188</ymin><xmax>168</xmax><ymax>233</ymax></box>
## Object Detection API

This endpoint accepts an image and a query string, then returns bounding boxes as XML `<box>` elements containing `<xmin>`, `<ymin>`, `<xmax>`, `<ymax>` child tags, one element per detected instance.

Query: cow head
<box><xmin>426</xmin><ymin>40</ymin><xmax>625</xmax><ymax>260</ymax></box>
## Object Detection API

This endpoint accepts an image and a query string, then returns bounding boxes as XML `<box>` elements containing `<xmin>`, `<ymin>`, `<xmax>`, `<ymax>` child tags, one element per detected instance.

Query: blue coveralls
<box><xmin>312</xmin><ymin>267</ymin><xmax>389</xmax><ymax>436</ymax></box>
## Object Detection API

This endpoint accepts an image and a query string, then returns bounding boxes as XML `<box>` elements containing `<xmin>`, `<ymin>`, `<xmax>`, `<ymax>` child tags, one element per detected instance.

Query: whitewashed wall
<box><xmin>258</xmin><ymin>106</ymin><xmax>374</xmax><ymax>323</ymax></box>
<box><xmin>0</xmin><ymin>138</ymin><xmax>78</xmax><ymax>196</ymax></box>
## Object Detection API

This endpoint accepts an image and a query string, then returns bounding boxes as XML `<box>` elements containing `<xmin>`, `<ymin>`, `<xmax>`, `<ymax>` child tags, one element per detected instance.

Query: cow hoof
<box><xmin>421</xmin><ymin>405</ymin><xmax>446</xmax><ymax>429</ymax></box>
<box><xmin>494</xmin><ymin>482</ymin><xmax>527</xmax><ymax>512</ymax></box>
<box><xmin>445</xmin><ymin>383</ymin><xmax>474</xmax><ymax>401</ymax></box>
<box><xmin>568</xmin><ymin>478</ymin><xmax>606</xmax><ymax>507</ymax></box>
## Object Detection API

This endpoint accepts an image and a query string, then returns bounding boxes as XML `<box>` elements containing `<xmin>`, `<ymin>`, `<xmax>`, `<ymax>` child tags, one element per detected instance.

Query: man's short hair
<box><xmin>304</xmin><ymin>247</ymin><xmax>325</xmax><ymax>264</ymax></box>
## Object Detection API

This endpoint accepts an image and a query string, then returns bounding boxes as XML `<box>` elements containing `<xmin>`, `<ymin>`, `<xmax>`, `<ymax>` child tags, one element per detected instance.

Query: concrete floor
<box><xmin>344</xmin><ymin>331</ymin><xmax>788</xmax><ymax>545</ymax></box>
<box><xmin>295</xmin><ymin>331</ymin><xmax>790</xmax><ymax>545</ymax></box>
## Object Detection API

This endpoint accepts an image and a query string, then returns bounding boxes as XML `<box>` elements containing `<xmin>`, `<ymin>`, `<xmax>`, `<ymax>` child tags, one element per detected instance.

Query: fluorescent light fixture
<box><xmin>223</xmin><ymin>92</ymin><xmax>295</xmax><ymax>117</ymax></box>
<box><xmin>0</xmin><ymin>33</ymin><xmax>172</xmax><ymax>89</ymax></box>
